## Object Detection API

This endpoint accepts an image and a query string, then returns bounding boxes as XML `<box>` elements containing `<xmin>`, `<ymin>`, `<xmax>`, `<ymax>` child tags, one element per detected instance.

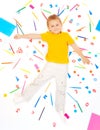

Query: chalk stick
<box><xmin>96</xmin><ymin>20</ymin><xmax>100</xmax><ymax>31</ymax></box>
<box><xmin>0</xmin><ymin>18</ymin><xmax>16</xmax><ymax>36</ymax></box>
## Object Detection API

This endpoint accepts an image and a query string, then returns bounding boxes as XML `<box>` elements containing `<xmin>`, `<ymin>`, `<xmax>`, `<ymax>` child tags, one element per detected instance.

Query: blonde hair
<box><xmin>47</xmin><ymin>14</ymin><xmax>62</xmax><ymax>27</ymax></box>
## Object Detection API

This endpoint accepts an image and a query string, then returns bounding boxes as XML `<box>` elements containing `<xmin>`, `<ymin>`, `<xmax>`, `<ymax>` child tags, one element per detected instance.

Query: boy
<box><xmin>14</xmin><ymin>14</ymin><xmax>90</xmax><ymax>122</ymax></box>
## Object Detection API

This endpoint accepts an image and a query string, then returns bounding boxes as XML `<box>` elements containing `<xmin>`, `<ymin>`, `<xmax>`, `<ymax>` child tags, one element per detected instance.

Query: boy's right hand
<box><xmin>14</xmin><ymin>34</ymin><xmax>22</xmax><ymax>39</ymax></box>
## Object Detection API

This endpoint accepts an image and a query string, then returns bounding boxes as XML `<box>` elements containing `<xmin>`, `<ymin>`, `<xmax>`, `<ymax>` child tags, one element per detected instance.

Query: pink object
<box><xmin>52</xmin><ymin>122</ymin><xmax>56</xmax><ymax>127</ymax></box>
<box><xmin>64</xmin><ymin>113</ymin><xmax>70</xmax><ymax>119</ymax></box>
<box><xmin>34</xmin><ymin>64</ymin><xmax>39</xmax><ymax>69</ymax></box>
<box><xmin>29</xmin><ymin>4</ymin><xmax>34</xmax><ymax>9</ymax></box>
<box><xmin>87</xmin><ymin>113</ymin><xmax>100</xmax><ymax>130</ymax></box>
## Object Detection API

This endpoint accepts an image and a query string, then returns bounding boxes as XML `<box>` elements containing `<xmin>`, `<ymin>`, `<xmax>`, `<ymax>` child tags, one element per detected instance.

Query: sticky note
<box><xmin>0</xmin><ymin>18</ymin><xmax>16</xmax><ymax>36</ymax></box>
<box><xmin>96</xmin><ymin>20</ymin><xmax>100</xmax><ymax>31</ymax></box>
<box><xmin>87</xmin><ymin>113</ymin><xmax>100</xmax><ymax>130</ymax></box>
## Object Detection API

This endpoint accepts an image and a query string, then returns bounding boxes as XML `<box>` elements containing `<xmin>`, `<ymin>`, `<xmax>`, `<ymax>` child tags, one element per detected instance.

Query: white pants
<box><xmin>22</xmin><ymin>62</ymin><xmax>68</xmax><ymax>112</ymax></box>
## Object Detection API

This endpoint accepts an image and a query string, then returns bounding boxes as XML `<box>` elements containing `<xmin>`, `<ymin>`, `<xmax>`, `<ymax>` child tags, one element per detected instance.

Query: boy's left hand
<box><xmin>81</xmin><ymin>56</ymin><xmax>90</xmax><ymax>64</ymax></box>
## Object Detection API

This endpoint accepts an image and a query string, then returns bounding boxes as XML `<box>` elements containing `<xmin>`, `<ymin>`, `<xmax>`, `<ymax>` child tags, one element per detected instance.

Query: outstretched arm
<box><xmin>14</xmin><ymin>33</ymin><xmax>41</xmax><ymax>39</ymax></box>
<box><xmin>70</xmin><ymin>43</ymin><xmax>90</xmax><ymax>64</ymax></box>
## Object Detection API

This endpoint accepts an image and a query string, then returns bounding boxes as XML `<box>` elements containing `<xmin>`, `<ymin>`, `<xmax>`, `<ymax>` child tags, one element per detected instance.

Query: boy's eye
<box><xmin>56</xmin><ymin>24</ymin><xmax>59</xmax><ymax>26</ymax></box>
<box><xmin>51</xmin><ymin>25</ymin><xmax>54</xmax><ymax>27</ymax></box>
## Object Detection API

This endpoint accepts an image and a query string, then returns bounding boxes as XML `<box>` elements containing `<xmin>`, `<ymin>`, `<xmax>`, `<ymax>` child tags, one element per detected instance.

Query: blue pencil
<box><xmin>34</xmin><ymin>96</ymin><xmax>41</xmax><ymax>108</ymax></box>
<box><xmin>50</xmin><ymin>93</ymin><xmax>53</xmax><ymax>106</ymax></box>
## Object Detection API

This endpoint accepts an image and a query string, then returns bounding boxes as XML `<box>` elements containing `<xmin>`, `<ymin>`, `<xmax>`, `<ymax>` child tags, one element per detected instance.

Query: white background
<box><xmin>0</xmin><ymin>0</ymin><xmax>100</xmax><ymax>130</ymax></box>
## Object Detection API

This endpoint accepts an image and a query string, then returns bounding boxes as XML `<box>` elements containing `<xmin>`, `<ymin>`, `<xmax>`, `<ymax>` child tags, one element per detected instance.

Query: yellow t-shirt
<box><xmin>41</xmin><ymin>31</ymin><xmax>74</xmax><ymax>64</ymax></box>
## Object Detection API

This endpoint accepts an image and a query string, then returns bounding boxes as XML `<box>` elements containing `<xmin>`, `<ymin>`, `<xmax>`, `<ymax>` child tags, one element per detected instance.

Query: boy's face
<box><xmin>48</xmin><ymin>19</ymin><xmax>62</xmax><ymax>34</ymax></box>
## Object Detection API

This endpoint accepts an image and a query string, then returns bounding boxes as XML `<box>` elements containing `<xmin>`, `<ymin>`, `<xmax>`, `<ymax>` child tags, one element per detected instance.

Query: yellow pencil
<box><xmin>33</xmin><ymin>45</ymin><xmax>44</xmax><ymax>56</ymax></box>
<box><xmin>20</xmin><ymin>68</ymin><xmax>31</xmax><ymax>73</ymax></box>
<box><xmin>32</xmin><ymin>11</ymin><xmax>39</xmax><ymax>21</ymax></box>
<box><xmin>24</xmin><ymin>0</ymin><xmax>32</xmax><ymax>7</ymax></box>
<box><xmin>63</xmin><ymin>15</ymin><xmax>69</xmax><ymax>24</ymax></box>
<box><xmin>4</xmin><ymin>50</ymin><xmax>14</xmax><ymax>56</ymax></box>
<box><xmin>44</xmin><ymin>83</ymin><xmax>51</xmax><ymax>93</ymax></box>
